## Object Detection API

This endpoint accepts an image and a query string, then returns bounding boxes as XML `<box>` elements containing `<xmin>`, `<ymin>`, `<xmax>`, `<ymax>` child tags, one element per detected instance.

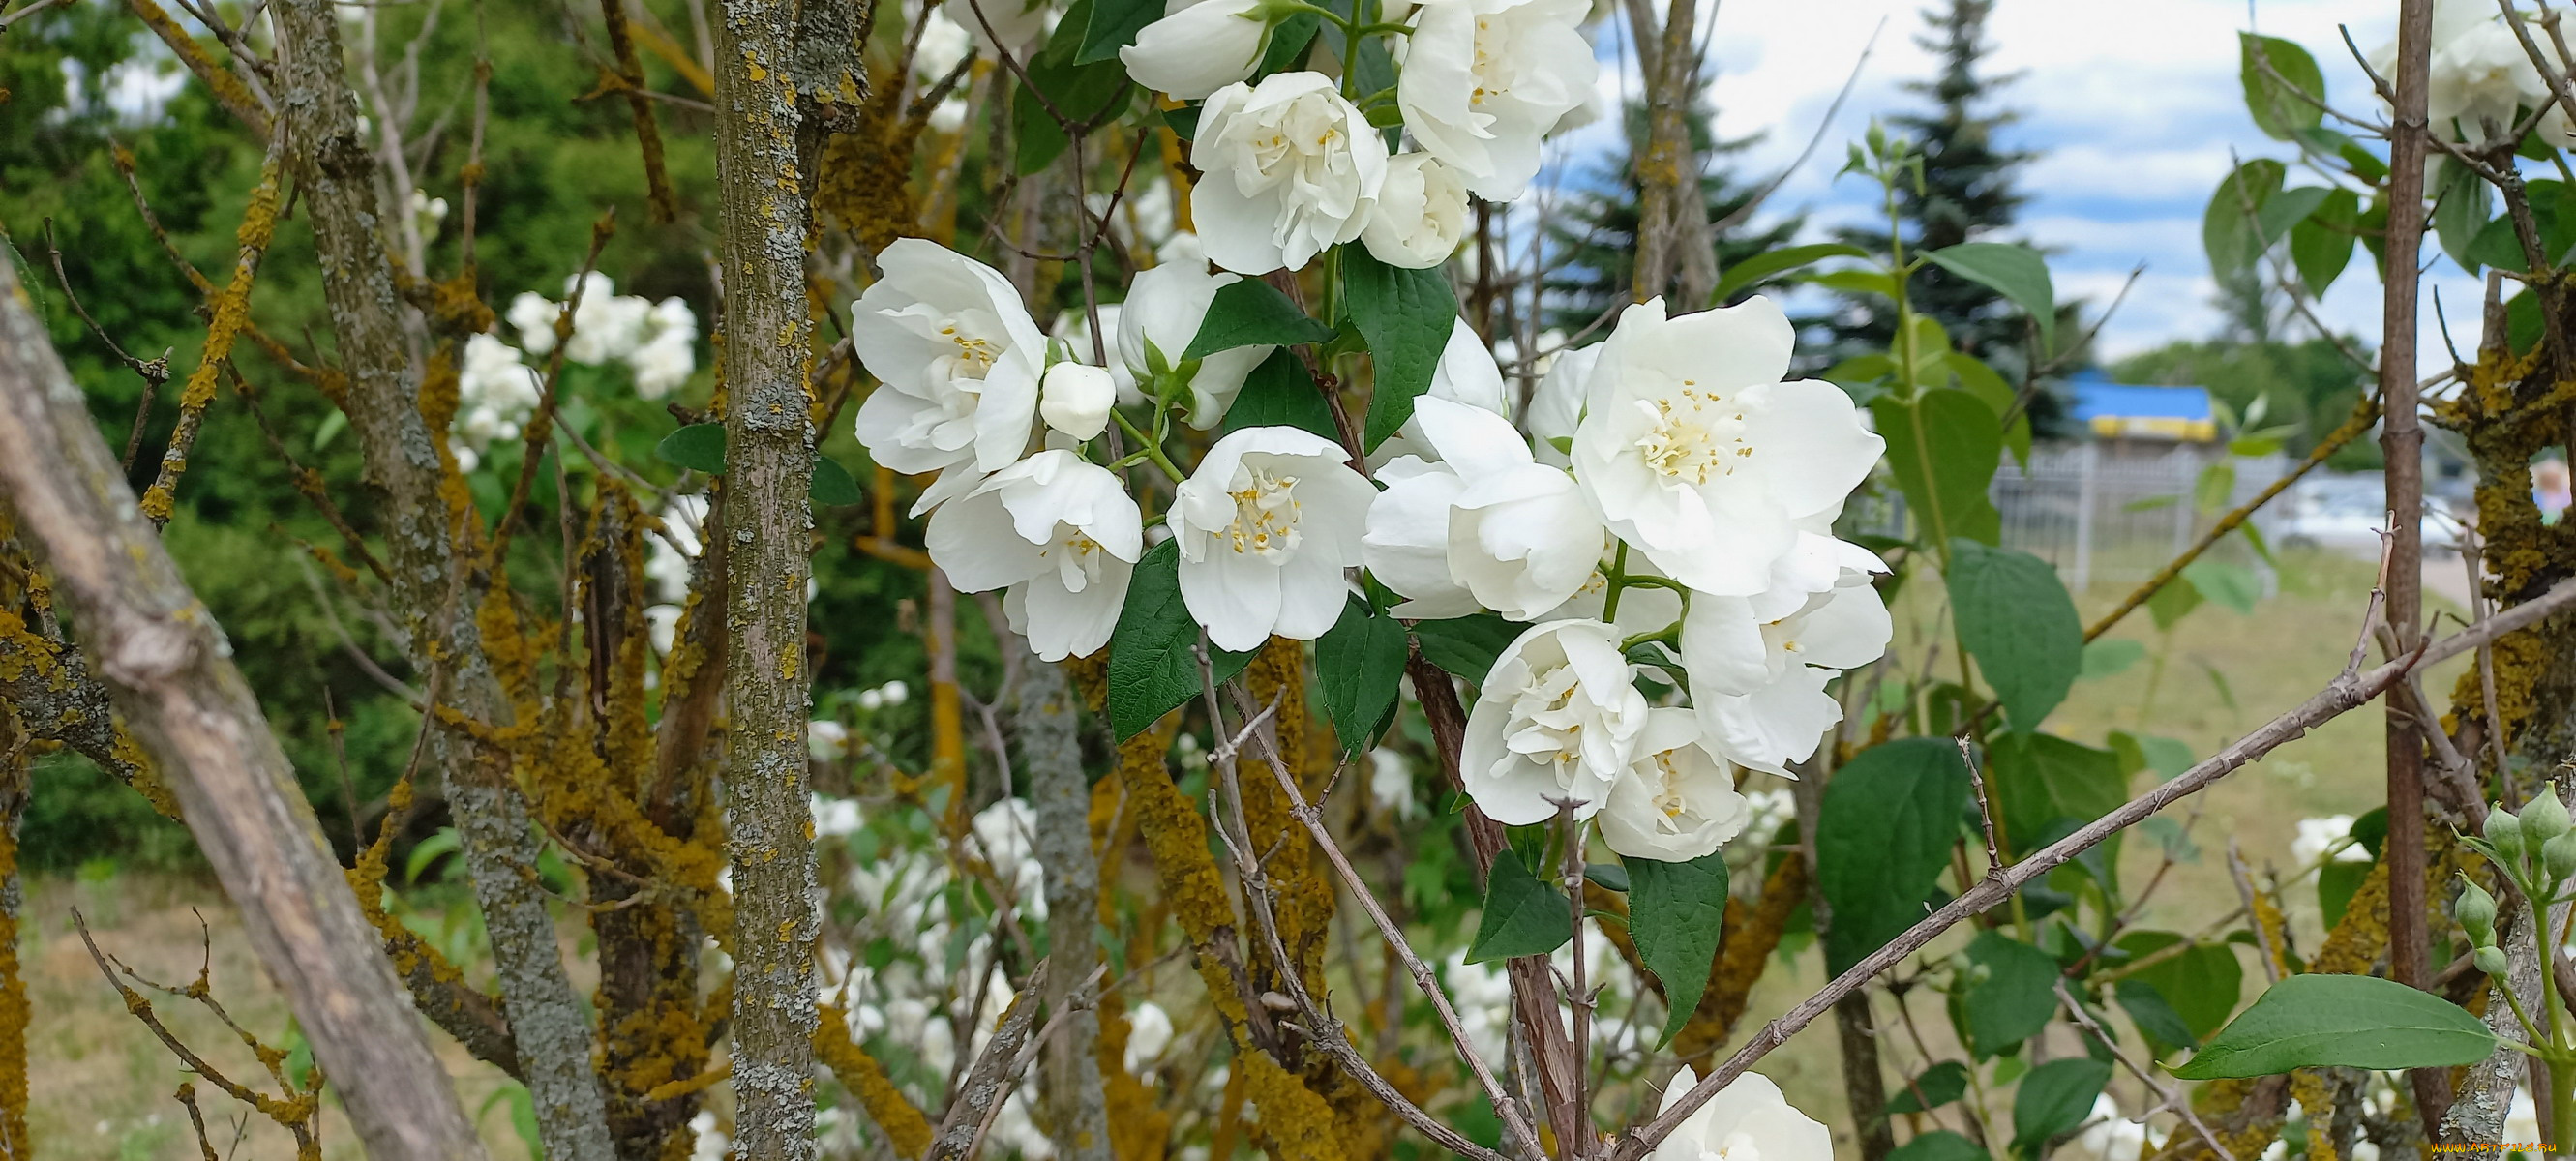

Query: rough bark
<box><xmin>265</xmin><ymin>4</ymin><xmax>620</xmax><ymax>1157</ymax></box>
<box><xmin>0</xmin><ymin>675</ymin><xmax>28</xmax><ymax>1157</ymax></box>
<box><xmin>0</xmin><ymin>257</ymin><xmax>485</xmax><ymax>1160</ymax></box>
<box><xmin>1631</xmin><ymin>0</ymin><xmax>1711</xmax><ymax>307</ymax></box>
<box><xmin>1024</xmin><ymin>658</ymin><xmax>1111</xmax><ymax>1161</ymax></box>
<box><xmin>708</xmin><ymin>0</ymin><xmax>823</xmax><ymax>1150</ymax></box>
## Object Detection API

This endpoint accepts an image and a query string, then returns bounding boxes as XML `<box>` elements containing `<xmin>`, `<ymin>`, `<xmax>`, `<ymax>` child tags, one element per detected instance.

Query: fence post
<box><xmin>2073</xmin><ymin>442</ymin><xmax>2097</xmax><ymax>594</ymax></box>
<box><xmin>2170</xmin><ymin>446</ymin><xmax>2195</xmax><ymax>557</ymax></box>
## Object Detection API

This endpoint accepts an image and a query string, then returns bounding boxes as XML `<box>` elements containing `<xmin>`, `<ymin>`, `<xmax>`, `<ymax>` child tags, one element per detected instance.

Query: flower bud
<box><xmin>2546</xmin><ymin>830</ymin><xmax>2576</xmax><ymax>882</ymax></box>
<box><xmin>2457</xmin><ymin>878</ymin><xmax>2499</xmax><ymax>942</ymax></box>
<box><xmin>2525</xmin><ymin>784</ymin><xmax>2573</xmax><ymax>845</ymax></box>
<box><xmin>2487</xmin><ymin>805</ymin><xmax>2526</xmax><ymax>860</ymax></box>
<box><xmin>1039</xmin><ymin>362</ymin><xmax>1117</xmax><ymax>442</ymax></box>
<box><xmin>2475</xmin><ymin>945</ymin><xmax>2510</xmax><ymax>976</ymax></box>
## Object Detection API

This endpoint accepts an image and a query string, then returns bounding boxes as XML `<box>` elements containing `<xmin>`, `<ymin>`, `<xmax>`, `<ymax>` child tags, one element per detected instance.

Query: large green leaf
<box><xmin>2181</xmin><ymin>558</ymin><xmax>2262</xmax><ymax>614</ymax></box>
<box><xmin>2254</xmin><ymin>186</ymin><xmax>2333</xmax><ymax>254</ymax></box>
<box><xmin>1014</xmin><ymin>39</ymin><xmax>1131</xmax><ymax>174</ymax></box>
<box><xmin>2012</xmin><ymin>1058</ymin><xmax>2112</xmax><ymax>1157</ymax></box>
<box><xmin>1627</xmin><ymin>852</ymin><xmax>1729</xmax><ymax>1046</ymax></box>
<box><xmin>1887</xmin><ymin>1061</ymin><xmax>1970</xmax><ymax>1114</ymax></box>
<box><xmin>2116</xmin><ymin>978</ymin><xmax>2201</xmax><ymax>1054</ymax></box>
<box><xmin>2290</xmin><ymin>187</ymin><xmax>2359</xmax><ymax>296</ymax></box>
<box><xmin>1948</xmin><ymin>540</ymin><xmax>2082</xmax><ymax>730</ymax></box>
<box><xmin>812</xmin><ymin>457</ymin><xmax>863</xmax><ymax>506</ymax></box>
<box><xmin>1986</xmin><ymin>732</ymin><xmax>2126</xmax><ymax>851</ymax></box>
<box><xmin>1344</xmin><ymin>247</ymin><xmax>1460</xmax><ymax>449</ymax></box>
<box><xmin>1944</xmin><ymin>351</ymin><xmax>2030</xmax><ymax>468</ymax></box>
<box><xmin>1105</xmin><ymin>541</ymin><xmax>1256</xmax><ymax>738</ymax></box>
<box><xmin>2202</xmin><ymin>159</ymin><xmax>2286</xmax><ymax>281</ymax></box>
<box><xmin>1817</xmin><ymin>738</ymin><xmax>1971</xmax><ymax>973</ymax></box>
<box><xmin>1465</xmin><ymin>848</ymin><xmax>1571</xmax><ymax>963</ymax></box>
<box><xmin>1410</xmin><ymin>613</ymin><xmax>1523</xmax><ymax>686</ymax></box>
<box><xmin>1921</xmin><ymin>243</ymin><xmax>2054</xmax><ymax>347</ymax></box>
<box><xmin>2171</xmin><ymin>973</ymin><xmax>2498</xmax><ymax>1079</ymax></box>
<box><xmin>1221</xmin><ymin>348</ymin><xmax>1339</xmax><ymax>440</ymax></box>
<box><xmin>657</xmin><ymin>423</ymin><xmax>727</xmax><ymax>474</ymax></box>
<box><xmin>2240</xmin><ymin>33</ymin><xmax>2325</xmax><ymax>140</ymax></box>
<box><xmin>1186</xmin><ymin>278</ymin><xmax>1334</xmax><ymax>359</ymax></box>
<box><xmin>1872</xmin><ymin>389</ymin><xmax>2003</xmax><ymax>548</ymax></box>
<box><xmin>1075</xmin><ymin>0</ymin><xmax>1160</xmax><ymax>63</ymax></box>
<box><xmin>1962</xmin><ymin>930</ymin><xmax>2059</xmax><ymax>1057</ymax></box>
<box><xmin>1317</xmin><ymin>599</ymin><xmax>1407</xmax><ymax>754</ymax></box>
<box><xmin>2435</xmin><ymin>157</ymin><xmax>2494</xmax><ymax>273</ymax></box>
<box><xmin>1889</xmin><ymin>1131</ymin><xmax>1988</xmax><ymax>1161</ymax></box>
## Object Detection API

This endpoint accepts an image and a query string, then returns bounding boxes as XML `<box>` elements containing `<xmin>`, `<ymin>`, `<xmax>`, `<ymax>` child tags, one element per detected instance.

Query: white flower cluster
<box><xmin>1121</xmin><ymin>0</ymin><xmax>1594</xmax><ymax>274</ymax></box>
<box><xmin>503</xmin><ymin>273</ymin><xmax>701</xmax><ymax>399</ymax></box>
<box><xmin>2373</xmin><ymin>0</ymin><xmax>2576</xmax><ymax>144</ymax></box>
<box><xmin>854</xmin><ymin>233</ymin><xmax>1887</xmax><ymax>865</ymax></box>
<box><xmin>2291</xmin><ymin>813</ymin><xmax>2372</xmax><ymax>869</ymax></box>
<box><xmin>450</xmin><ymin>332</ymin><xmax>540</xmax><ymax>471</ymax></box>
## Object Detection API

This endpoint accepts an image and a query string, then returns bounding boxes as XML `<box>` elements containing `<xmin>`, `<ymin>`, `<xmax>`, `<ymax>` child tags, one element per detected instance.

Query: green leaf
<box><xmin>1076</xmin><ymin>0</ymin><xmax>1160</xmax><ymax>64</ymax></box>
<box><xmin>1872</xmin><ymin>389</ymin><xmax>2003</xmax><ymax>548</ymax></box>
<box><xmin>1105</xmin><ymin>541</ymin><xmax>1256</xmax><ymax>739</ymax></box>
<box><xmin>2289</xmin><ymin>188</ymin><xmax>2359</xmax><ymax>296</ymax></box>
<box><xmin>2181</xmin><ymin>559</ymin><xmax>2262</xmax><ymax>614</ymax></box>
<box><xmin>1712</xmin><ymin>243</ymin><xmax>1870</xmax><ymax>306</ymax></box>
<box><xmin>2145</xmin><ymin>574</ymin><xmax>2204</xmax><ymax>631</ymax></box>
<box><xmin>1253</xmin><ymin>12</ymin><xmax>1320</xmax><ymax>76</ymax></box>
<box><xmin>2080</xmin><ymin>639</ymin><xmax>2145</xmax><ymax>680</ymax></box>
<box><xmin>1317</xmin><ymin>599</ymin><xmax>1407</xmax><ymax>754</ymax></box>
<box><xmin>1411</xmin><ymin>613</ymin><xmax>1522</xmax><ymax>686</ymax></box>
<box><xmin>2435</xmin><ymin>157</ymin><xmax>2495</xmax><ymax>273</ymax></box>
<box><xmin>405</xmin><ymin>827</ymin><xmax>463</xmax><ymax>884</ymax></box>
<box><xmin>2172</xmin><ymin>973</ymin><xmax>2499</xmax><ymax>1079</ymax></box>
<box><xmin>1807</xmin><ymin>268</ymin><xmax>1902</xmax><ymax>300</ymax></box>
<box><xmin>2193</xmin><ymin>460</ymin><xmax>2236</xmax><ymax>514</ymax></box>
<box><xmin>1963</xmin><ymin>930</ymin><xmax>2060</xmax><ymax>1057</ymax></box>
<box><xmin>1015</xmin><ymin>50</ymin><xmax>1130</xmax><ymax>174</ymax></box>
<box><xmin>1987</xmin><ymin>733</ymin><xmax>2126</xmax><ymax>851</ymax></box>
<box><xmin>1889</xmin><ymin>1131</ymin><xmax>1988</xmax><ymax>1161</ymax></box>
<box><xmin>1944</xmin><ymin>351</ymin><xmax>2030</xmax><ymax>468</ymax></box>
<box><xmin>1948</xmin><ymin>540</ymin><xmax>2083</xmax><ymax>730</ymax></box>
<box><xmin>1465</xmin><ymin>848</ymin><xmax>1571</xmax><ymax>963</ymax></box>
<box><xmin>2110</xmin><ymin>936</ymin><xmax>2234</xmax><ymax>1042</ymax></box>
<box><xmin>811</xmin><ymin>457</ymin><xmax>863</xmax><ymax>506</ymax></box>
<box><xmin>2319</xmin><ymin>860</ymin><xmax>2373</xmax><ymax>929</ymax></box>
<box><xmin>1186</xmin><ymin>278</ymin><xmax>1334</xmax><ymax>359</ymax></box>
<box><xmin>1818</xmin><ymin>738</ymin><xmax>1971</xmax><ymax>974</ymax></box>
<box><xmin>657</xmin><ymin>423</ymin><xmax>728</xmax><ymax>474</ymax></box>
<box><xmin>2115</xmin><ymin>978</ymin><xmax>2201</xmax><ymax>1054</ymax></box>
<box><xmin>1221</xmin><ymin>348</ymin><xmax>1339</xmax><ymax>440</ymax></box>
<box><xmin>2302</xmin><ymin>126</ymin><xmax>2387</xmax><ymax>183</ymax></box>
<box><xmin>2012</xmin><ymin>1058</ymin><xmax>2112</xmax><ymax>1157</ymax></box>
<box><xmin>1887</xmin><ymin>1061</ymin><xmax>1970</xmax><ymax>1114</ymax></box>
<box><xmin>1922</xmin><ymin>243</ymin><xmax>2055</xmax><ymax>347</ymax></box>
<box><xmin>2240</xmin><ymin>33</ymin><xmax>2326</xmax><ymax>139</ymax></box>
<box><xmin>1582</xmin><ymin>862</ymin><xmax>1630</xmax><ymax>892</ymax></box>
<box><xmin>1344</xmin><ymin>247</ymin><xmax>1459</xmax><ymax>449</ymax></box>
<box><xmin>2202</xmin><ymin>159</ymin><xmax>2286</xmax><ymax>280</ymax></box>
<box><xmin>1628</xmin><ymin>852</ymin><xmax>1729</xmax><ymax>1045</ymax></box>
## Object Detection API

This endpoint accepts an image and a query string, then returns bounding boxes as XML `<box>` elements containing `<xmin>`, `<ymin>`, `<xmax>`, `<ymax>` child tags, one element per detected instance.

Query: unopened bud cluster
<box><xmin>2462</xmin><ymin>782</ymin><xmax>2576</xmax><ymax>978</ymax></box>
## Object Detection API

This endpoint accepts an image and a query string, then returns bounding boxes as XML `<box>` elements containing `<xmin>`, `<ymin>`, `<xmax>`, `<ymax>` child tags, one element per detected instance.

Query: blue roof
<box><xmin>2067</xmin><ymin>374</ymin><xmax>2214</xmax><ymax>423</ymax></box>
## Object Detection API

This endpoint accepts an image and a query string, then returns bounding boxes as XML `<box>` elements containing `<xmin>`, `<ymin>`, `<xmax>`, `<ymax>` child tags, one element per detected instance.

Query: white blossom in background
<box><xmin>1394</xmin><ymin>0</ymin><xmax>1597</xmax><ymax>199</ymax></box>
<box><xmin>852</xmin><ymin>239</ymin><xmax>1046</xmax><ymax>514</ymax></box>
<box><xmin>1122</xmin><ymin>0</ymin><xmax>1267</xmax><ymax>101</ymax></box>
<box><xmin>496</xmin><ymin>276</ymin><xmax>697</xmax><ymax>396</ymax></box>
<box><xmin>1169</xmin><ymin>426</ymin><xmax>1376</xmax><ymax>650</ymax></box>
<box><xmin>1123</xmin><ymin>1001</ymin><xmax>1176</xmax><ymax>1076</ymax></box>
<box><xmin>811</xmin><ymin>792</ymin><xmax>863</xmax><ymax>838</ymax></box>
<box><xmin>557</xmin><ymin>273</ymin><xmax>654</xmax><ymax>366</ymax></box>
<box><xmin>1361</xmin><ymin>152</ymin><xmax>1471</xmax><ymax>269</ymax></box>
<box><xmin>1597</xmin><ymin>708</ymin><xmax>1751</xmax><ymax>862</ymax></box>
<box><xmin>968</xmin><ymin>797</ymin><xmax>1049</xmax><ymax>919</ymax></box>
<box><xmin>505</xmin><ymin>291</ymin><xmax>559</xmax><ymax>354</ymax></box>
<box><xmin>2060</xmin><ymin>1095</ymin><xmax>2148</xmax><ymax>1161</ymax></box>
<box><xmin>1039</xmin><ymin>361</ymin><xmax>1117</xmax><ymax>441</ymax></box>
<box><xmin>687</xmin><ymin>1113</ymin><xmax>727</xmax><ymax>1161</ymax></box>
<box><xmin>1190</xmin><ymin>73</ymin><xmax>1388</xmax><ymax>275</ymax></box>
<box><xmin>1459</xmin><ymin>619</ymin><xmax>1649</xmax><ymax>824</ymax></box>
<box><xmin>2292</xmin><ymin>814</ymin><xmax>2371</xmax><ymax>867</ymax></box>
<box><xmin>1369</xmin><ymin>749</ymin><xmax>1420</xmax><ymax>819</ymax></box>
<box><xmin>807</xmin><ymin>722</ymin><xmax>852</xmax><ymax>763</ymax></box>
<box><xmin>1572</xmin><ymin>296</ymin><xmax>1884</xmax><ymax>596</ymax></box>
<box><xmin>645</xmin><ymin>493</ymin><xmax>709</xmax><ymax>604</ymax></box>
<box><xmin>450</xmin><ymin>332</ymin><xmax>541</xmax><ymax>468</ymax></box>
<box><xmin>1647</xmin><ymin>1067</ymin><xmax>1832</xmax><ymax>1161</ymax></box>
<box><xmin>1527</xmin><ymin>338</ymin><xmax>1598</xmax><ymax>468</ymax></box>
<box><xmin>954</xmin><ymin>0</ymin><xmax>1050</xmax><ymax>53</ymax></box>
<box><xmin>2373</xmin><ymin>0</ymin><xmax>2546</xmax><ymax>139</ymax></box>
<box><xmin>1118</xmin><ymin>262</ymin><xmax>1273</xmax><ymax>429</ymax></box>
<box><xmin>629</xmin><ymin>297</ymin><xmax>699</xmax><ymax>399</ymax></box>
<box><xmin>406</xmin><ymin>188</ymin><xmax>448</xmax><ymax>238</ymax></box>
<box><xmin>915</xmin><ymin>7</ymin><xmax>974</xmax><ymax>79</ymax></box>
<box><xmin>644</xmin><ymin>605</ymin><xmax>682</xmax><ymax>655</ymax></box>
<box><xmin>1441</xmin><ymin>952</ymin><xmax>1515</xmax><ymax>1065</ymax></box>
<box><xmin>1363</xmin><ymin>397</ymin><xmax>1604</xmax><ymax>621</ymax></box>
<box><xmin>925</xmin><ymin>451</ymin><xmax>1144</xmax><ymax>662</ymax></box>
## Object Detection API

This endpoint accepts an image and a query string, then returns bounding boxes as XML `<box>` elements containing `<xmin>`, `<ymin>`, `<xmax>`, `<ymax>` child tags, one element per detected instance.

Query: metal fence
<box><xmin>1858</xmin><ymin>442</ymin><xmax>2290</xmax><ymax>595</ymax></box>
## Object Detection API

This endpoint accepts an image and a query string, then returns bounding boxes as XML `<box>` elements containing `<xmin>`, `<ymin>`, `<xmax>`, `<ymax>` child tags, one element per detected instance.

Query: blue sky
<box><xmin>1556</xmin><ymin>0</ymin><xmax>2478</xmax><ymax>361</ymax></box>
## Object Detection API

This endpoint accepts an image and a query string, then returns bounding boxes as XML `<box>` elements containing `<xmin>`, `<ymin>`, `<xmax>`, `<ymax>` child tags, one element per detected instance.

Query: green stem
<box><xmin>1114</xmin><ymin>410</ymin><xmax>1186</xmax><ymax>483</ymax></box>
<box><xmin>1602</xmin><ymin>542</ymin><xmax>1632</xmax><ymax>623</ymax></box>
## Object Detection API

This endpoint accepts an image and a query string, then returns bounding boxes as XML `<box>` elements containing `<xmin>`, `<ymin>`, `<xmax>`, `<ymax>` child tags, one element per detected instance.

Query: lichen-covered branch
<box><xmin>1025</xmin><ymin>658</ymin><xmax>1111</xmax><ymax>1161</ymax></box>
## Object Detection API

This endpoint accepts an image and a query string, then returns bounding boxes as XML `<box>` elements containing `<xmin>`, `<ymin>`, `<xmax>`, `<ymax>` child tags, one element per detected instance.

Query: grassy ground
<box><xmin>16</xmin><ymin>549</ymin><xmax>2461</xmax><ymax>1158</ymax></box>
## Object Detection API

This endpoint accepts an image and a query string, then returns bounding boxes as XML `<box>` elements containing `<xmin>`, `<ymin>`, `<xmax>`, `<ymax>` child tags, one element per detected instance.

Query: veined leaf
<box><xmin>1948</xmin><ymin>540</ymin><xmax>2082</xmax><ymax>730</ymax></box>
<box><xmin>1317</xmin><ymin>599</ymin><xmax>1406</xmax><ymax>754</ymax></box>
<box><xmin>2172</xmin><ymin>973</ymin><xmax>2497</xmax><ymax>1078</ymax></box>
<box><xmin>1186</xmin><ymin>278</ymin><xmax>1333</xmax><ymax>359</ymax></box>
<box><xmin>1627</xmin><ymin>852</ymin><xmax>1728</xmax><ymax>1045</ymax></box>
<box><xmin>1465</xmin><ymin>848</ymin><xmax>1571</xmax><ymax>963</ymax></box>
<box><xmin>1344</xmin><ymin>247</ymin><xmax>1458</xmax><ymax>449</ymax></box>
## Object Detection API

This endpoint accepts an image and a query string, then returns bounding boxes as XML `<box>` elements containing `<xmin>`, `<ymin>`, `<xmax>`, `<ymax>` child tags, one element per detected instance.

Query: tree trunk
<box><xmin>709</xmin><ymin>0</ymin><xmax>823</xmax><ymax>1151</ymax></box>
<box><xmin>0</xmin><ymin>256</ymin><xmax>487</xmax><ymax>1160</ymax></box>
<box><xmin>1025</xmin><ymin>658</ymin><xmax>1111</xmax><ymax>1161</ymax></box>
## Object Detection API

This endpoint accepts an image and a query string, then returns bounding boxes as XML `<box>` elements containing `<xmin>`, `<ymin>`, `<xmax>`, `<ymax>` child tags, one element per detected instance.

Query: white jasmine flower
<box><xmin>1681</xmin><ymin>574</ymin><xmax>1891</xmax><ymax>699</ymax></box>
<box><xmin>812</xmin><ymin>793</ymin><xmax>864</xmax><ymax>837</ymax></box>
<box><xmin>1571</xmin><ymin>296</ymin><xmax>1883</xmax><ymax>596</ymax></box>
<box><xmin>1648</xmin><ymin>1066</ymin><xmax>1831</xmax><ymax>1161</ymax></box>
<box><xmin>1459</xmin><ymin>619</ymin><xmax>1649</xmax><ymax>824</ymax></box>
<box><xmin>926</xmin><ymin>450</ymin><xmax>1144</xmax><ymax>662</ymax></box>
<box><xmin>453</xmin><ymin>332</ymin><xmax>540</xmax><ymax>456</ymax></box>
<box><xmin>2374</xmin><ymin>0</ymin><xmax>2548</xmax><ymax>139</ymax></box>
<box><xmin>1190</xmin><ymin>73</ymin><xmax>1389</xmax><ymax>275</ymax></box>
<box><xmin>1039</xmin><ymin>362</ymin><xmax>1117</xmax><ymax>441</ymax></box>
<box><xmin>688</xmin><ymin>1112</ymin><xmax>729</xmax><ymax>1161</ymax></box>
<box><xmin>1369</xmin><ymin>317</ymin><xmax>1511</xmax><ymax>468</ymax></box>
<box><xmin>1118</xmin><ymin>262</ymin><xmax>1273</xmax><ymax>429</ymax></box>
<box><xmin>1361</xmin><ymin>152</ymin><xmax>1471</xmax><ymax>269</ymax></box>
<box><xmin>969</xmin><ymin>798</ymin><xmax>1047</xmax><ymax>918</ymax></box>
<box><xmin>1598</xmin><ymin>708</ymin><xmax>1750</xmax><ymax>862</ymax></box>
<box><xmin>1528</xmin><ymin>340</ymin><xmax>1598</xmax><ymax>468</ymax></box>
<box><xmin>914</xmin><ymin>8</ymin><xmax>974</xmax><ymax>80</ymax></box>
<box><xmin>2291</xmin><ymin>815</ymin><xmax>2370</xmax><ymax>867</ymax></box>
<box><xmin>1169</xmin><ymin>426</ymin><xmax>1377</xmax><ymax>650</ymax></box>
<box><xmin>1394</xmin><ymin>0</ymin><xmax>1597</xmax><ymax>199</ymax></box>
<box><xmin>1121</xmin><ymin>0</ymin><xmax>1267</xmax><ymax>101</ymax></box>
<box><xmin>559</xmin><ymin>273</ymin><xmax>654</xmax><ymax>365</ymax></box>
<box><xmin>629</xmin><ymin>330</ymin><xmax>696</xmax><ymax>399</ymax></box>
<box><xmin>505</xmin><ymin>291</ymin><xmax>559</xmax><ymax>353</ymax></box>
<box><xmin>852</xmin><ymin>239</ymin><xmax>1047</xmax><ymax>514</ymax></box>
<box><xmin>1123</xmin><ymin>1001</ymin><xmax>1175</xmax><ymax>1075</ymax></box>
<box><xmin>2062</xmin><ymin>1095</ymin><xmax>2146</xmax><ymax>1161</ymax></box>
<box><xmin>1362</xmin><ymin>397</ymin><xmax>1605</xmax><ymax>621</ymax></box>
<box><xmin>881</xmin><ymin>680</ymin><xmax>911</xmax><ymax>705</ymax></box>
<box><xmin>808</xmin><ymin>721</ymin><xmax>852</xmax><ymax>762</ymax></box>
<box><xmin>954</xmin><ymin>0</ymin><xmax>1050</xmax><ymax>52</ymax></box>
<box><xmin>858</xmin><ymin>688</ymin><xmax>885</xmax><ymax>711</ymax></box>
<box><xmin>1694</xmin><ymin>663</ymin><xmax>1842</xmax><ymax>777</ymax></box>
